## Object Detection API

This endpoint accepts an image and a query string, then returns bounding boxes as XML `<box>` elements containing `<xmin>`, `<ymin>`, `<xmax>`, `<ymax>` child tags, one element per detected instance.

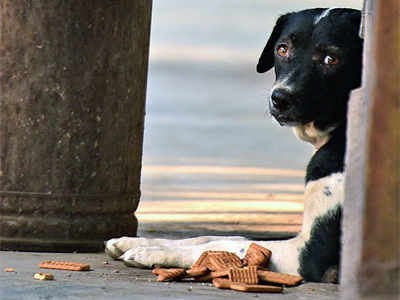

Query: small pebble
<box><xmin>111</xmin><ymin>270</ymin><xmax>120</xmax><ymax>274</ymax></box>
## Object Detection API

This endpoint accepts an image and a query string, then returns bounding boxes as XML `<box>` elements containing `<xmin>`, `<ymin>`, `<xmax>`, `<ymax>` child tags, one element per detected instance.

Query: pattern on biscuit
<box><xmin>207</xmin><ymin>252</ymin><xmax>243</xmax><ymax>271</ymax></box>
<box><xmin>228</xmin><ymin>266</ymin><xmax>259</xmax><ymax>284</ymax></box>
<box><xmin>191</xmin><ymin>251</ymin><xmax>229</xmax><ymax>269</ymax></box>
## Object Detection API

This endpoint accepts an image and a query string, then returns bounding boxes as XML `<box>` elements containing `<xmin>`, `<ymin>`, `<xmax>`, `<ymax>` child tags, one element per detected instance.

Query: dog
<box><xmin>105</xmin><ymin>8</ymin><xmax>363</xmax><ymax>283</ymax></box>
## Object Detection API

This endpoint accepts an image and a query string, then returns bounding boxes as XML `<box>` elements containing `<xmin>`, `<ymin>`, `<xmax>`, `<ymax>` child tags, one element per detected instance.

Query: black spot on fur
<box><xmin>323</xmin><ymin>186</ymin><xmax>332</xmax><ymax>196</ymax></box>
<box><xmin>298</xmin><ymin>205</ymin><xmax>342</xmax><ymax>282</ymax></box>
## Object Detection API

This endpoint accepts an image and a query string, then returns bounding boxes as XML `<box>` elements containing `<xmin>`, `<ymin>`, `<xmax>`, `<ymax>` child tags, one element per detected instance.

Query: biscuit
<box><xmin>39</xmin><ymin>261</ymin><xmax>90</xmax><ymax>271</ymax></box>
<box><xmin>152</xmin><ymin>268</ymin><xmax>165</xmax><ymax>275</ymax></box>
<box><xmin>257</xmin><ymin>270</ymin><xmax>303</xmax><ymax>286</ymax></box>
<box><xmin>207</xmin><ymin>252</ymin><xmax>243</xmax><ymax>271</ymax></box>
<box><xmin>242</xmin><ymin>243</ymin><xmax>272</xmax><ymax>267</ymax></box>
<box><xmin>230</xmin><ymin>283</ymin><xmax>283</xmax><ymax>293</ymax></box>
<box><xmin>191</xmin><ymin>251</ymin><xmax>209</xmax><ymax>269</ymax></box>
<box><xmin>190</xmin><ymin>251</ymin><xmax>228</xmax><ymax>269</ymax></box>
<box><xmin>156</xmin><ymin>268</ymin><xmax>186</xmax><ymax>282</ymax></box>
<box><xmin>228</xmin><ymin>266</ymin><xmax>259</xmax><ymax>284</ymax></box>
<box><xmin>33</xmin><ymin>272</ymin><xmax>54</xmax><ymax>280</ymax></box>
<box><xmin>212</xmin><ymin>278</ymin><xmax>232</xmax><ymax>289</ymax></box>
<box><xmin>186</xmin><ymin>267</ymin><xmax>209</xmax><ymax>277</ymax></box>
<box><xmin>194</xmin><ymin>269</ymin><xmax>230</xmax><ymax>282</ymax></box>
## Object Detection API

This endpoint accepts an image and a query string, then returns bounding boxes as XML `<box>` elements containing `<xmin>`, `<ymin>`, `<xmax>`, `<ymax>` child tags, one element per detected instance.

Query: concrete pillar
<box><xmin>341</xmin><ymin>0</ymin><xmax>400</xmax><ymax>299</ymax></box>
<box><xmin>0</xmin><ymin>1</ymin><xmax>152</xmax><ymax>251</ymax></box>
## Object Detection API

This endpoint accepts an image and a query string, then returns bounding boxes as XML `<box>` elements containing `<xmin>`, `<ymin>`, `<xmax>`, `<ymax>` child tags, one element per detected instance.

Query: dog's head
<box><xmin>258</xmin><ymin>8</ymin><xmax>363</xmax><ymax>132</ymax></box>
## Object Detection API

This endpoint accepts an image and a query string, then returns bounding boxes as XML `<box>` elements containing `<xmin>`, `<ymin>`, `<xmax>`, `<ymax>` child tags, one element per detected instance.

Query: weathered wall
<box><xmin>341</xmin><ymin>0</ymin><xmax>400</xmax><ymax>299</ymax></box>
<box><xmin>0</xmin><ymin>1</ymin><xmax>152</xmax><ymax>251</ymax></box>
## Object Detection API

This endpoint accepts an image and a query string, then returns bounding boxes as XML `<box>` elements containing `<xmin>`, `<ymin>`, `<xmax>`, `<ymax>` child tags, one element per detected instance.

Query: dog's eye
<box><xmin>323</xmin><ymin>55</ymin><xmax>339</xmax><ymax>65</ymax></box>
<box><xmin>277</xmin><ymin>44</ymin><xmax>289</xmax><ymax>57</ymax></box>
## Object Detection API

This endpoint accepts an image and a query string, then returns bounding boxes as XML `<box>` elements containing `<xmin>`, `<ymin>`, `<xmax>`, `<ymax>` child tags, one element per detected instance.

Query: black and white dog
<box><xmin>105</xmin><ymin>8</ymin><xmax>363</xmax><ymax>283</ymax></box>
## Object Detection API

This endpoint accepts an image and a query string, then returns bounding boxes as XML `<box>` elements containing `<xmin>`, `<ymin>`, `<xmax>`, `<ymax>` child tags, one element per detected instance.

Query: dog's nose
<box><xmin>270</xmin><ymin>89</ymin><xmax>291</xmax><ymax>110</ymax></box>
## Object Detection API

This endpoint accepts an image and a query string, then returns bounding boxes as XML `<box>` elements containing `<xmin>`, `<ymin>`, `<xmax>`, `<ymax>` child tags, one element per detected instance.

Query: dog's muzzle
<box><xmin>269</xmin><ymin>88</ymin><xmax>304</xmax><ymax>127</ymax></box>
<box><xmin>271</xmin><ymin>89</ymin><xmax>291</xmax><ymax>111</ymax></box>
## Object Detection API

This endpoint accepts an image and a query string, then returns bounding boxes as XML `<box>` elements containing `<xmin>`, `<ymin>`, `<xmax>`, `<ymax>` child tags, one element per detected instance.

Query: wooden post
<box><xmin>341</xmin><ymin>0</ymin><xmax>400</xmax><ymax>299</ymax></box>
<box><xmin>0</xmin><ymin>1</ymin><xmax>152</xmax><ymax>251</ymax></box>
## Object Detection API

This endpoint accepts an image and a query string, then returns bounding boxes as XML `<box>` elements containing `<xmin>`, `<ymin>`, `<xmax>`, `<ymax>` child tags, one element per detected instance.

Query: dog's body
<box><xmin>105</xmin><ymin>8</ymin><xmax>363</xmax><ymax>283</ymax></box>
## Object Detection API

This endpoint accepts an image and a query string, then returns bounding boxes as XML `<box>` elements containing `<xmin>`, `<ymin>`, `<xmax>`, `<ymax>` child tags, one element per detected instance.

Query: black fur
<box><xmin>298</xmin><ymin>205</ymin><xmax>342</xmax><ymax>282</ymax></box>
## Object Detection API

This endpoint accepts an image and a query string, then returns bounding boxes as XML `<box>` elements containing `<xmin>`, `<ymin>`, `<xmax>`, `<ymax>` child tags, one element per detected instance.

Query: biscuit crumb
<box><xmin>34</xmin><ymin>273</ymin><xmax>54</xmax><ymax>280</ymax></box>
<box><xmin>5</xmin><ymin>268</ymin><xmax>15</xmax><ymax>272</ymax></box>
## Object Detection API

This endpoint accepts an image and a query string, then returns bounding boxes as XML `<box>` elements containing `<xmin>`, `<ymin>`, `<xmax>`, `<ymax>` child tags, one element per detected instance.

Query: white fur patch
<box><xmin>314</xmin><ymin>8</ymin><xmax>337</xmax><ymax>25</ymax></box>
<box><xmin>301</xmin><ymin>172</ymin><xmax>345</xmax><ymax>240</ymax></box>
<box><xmin>293</xmin><ymin>122</ymin><xmax>336</xmax><ymax>149</ymax></box>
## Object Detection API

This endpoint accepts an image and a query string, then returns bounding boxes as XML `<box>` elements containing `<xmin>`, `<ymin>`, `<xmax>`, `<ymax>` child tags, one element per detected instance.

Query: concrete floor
<box><xmin>0</xmin><ymin>251</ymin><xmax>339</xmax><ymax>300</ymax></box>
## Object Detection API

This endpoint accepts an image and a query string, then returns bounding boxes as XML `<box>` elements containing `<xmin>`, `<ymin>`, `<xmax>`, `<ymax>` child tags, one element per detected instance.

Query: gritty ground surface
<box><xmin>0</xmin><ymin>251</ymin><xmax>339</xmax><ymax>300</ymax></box>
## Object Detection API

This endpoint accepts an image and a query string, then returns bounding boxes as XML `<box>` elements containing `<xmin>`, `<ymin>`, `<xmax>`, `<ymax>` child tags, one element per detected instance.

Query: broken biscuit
<box><xmin>242</xmin><ymin>243</ymin><xmax>272</xmax><ymax>267</ymax></box>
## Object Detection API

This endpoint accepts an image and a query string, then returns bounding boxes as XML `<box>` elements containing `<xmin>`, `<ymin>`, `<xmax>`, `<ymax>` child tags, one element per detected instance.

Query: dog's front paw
<box><xmin>105</xmin><ymin>238</ymin><xmax>124</xmax><ymax>259</ymax></box>
<box><xmin>105</xmin><ymin>237</ymin><xmax>157</xmax><ymax>260</ymax></box>
<box><xmin>121</xmin><ymin>246</ymin><xmax>177</xmax><ymax>268</ymax></box>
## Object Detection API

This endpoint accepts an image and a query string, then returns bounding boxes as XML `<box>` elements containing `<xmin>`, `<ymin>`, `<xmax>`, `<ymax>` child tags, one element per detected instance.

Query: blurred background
<box><xmin>137</xmin><ymin>0</ymin><xmax>363</xmax><ymax>238</ymax></box>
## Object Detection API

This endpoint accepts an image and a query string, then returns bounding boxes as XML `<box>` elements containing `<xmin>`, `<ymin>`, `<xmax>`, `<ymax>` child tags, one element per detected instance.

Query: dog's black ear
<box><xmin>257</xmin><ymin>13</ymin><xmax>291</xmax><ymax>73</ymax></box>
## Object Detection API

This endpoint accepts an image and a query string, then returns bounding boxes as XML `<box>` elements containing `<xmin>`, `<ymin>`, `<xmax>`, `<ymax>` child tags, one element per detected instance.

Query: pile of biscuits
<box><xmin>152</xmin><ymin>243</ymin><xmax>303</xmax><ymax>293</ymax></box>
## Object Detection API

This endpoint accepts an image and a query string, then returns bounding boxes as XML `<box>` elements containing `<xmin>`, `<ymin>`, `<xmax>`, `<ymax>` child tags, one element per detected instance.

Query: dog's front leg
<box><xmin>106</xmin><ymin>235</ymin><xmax>302</xmax><ymax>275</ymax></box>
<box><xmin>105</xmin><ymin>235</ymin><xmax>250</xmax><ymax>268</ymax></box>
<box><xmin>118</xmin><ymin>238</ymin><xmax>256</xmax><ymax>269</ymax></box>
